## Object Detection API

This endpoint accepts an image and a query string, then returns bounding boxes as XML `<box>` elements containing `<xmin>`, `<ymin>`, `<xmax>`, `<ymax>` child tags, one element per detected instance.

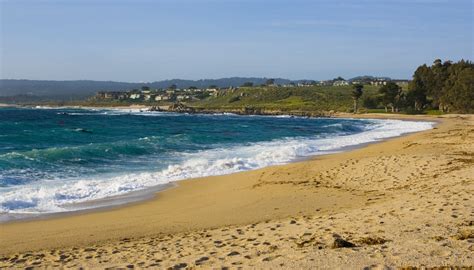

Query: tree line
<box><xmin>361</xmin><ymin>59</ymin><xmax>473</xmax><ymax>113</ymax></box>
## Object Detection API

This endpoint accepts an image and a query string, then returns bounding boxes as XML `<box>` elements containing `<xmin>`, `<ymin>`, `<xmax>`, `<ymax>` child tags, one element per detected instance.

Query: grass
<box><xmin>365</xmin><ymin>109</ymin><xmax>390</xmax><ymax>113</ymax></box>
<box><xmin>191</xmin><ymin>85</ymin><xmax>380</xmax><ymax>113</ymax></box>
<box><xmin>425</xmin><ymin>110</ymin><xmax>446</xmax><ymax>115</ymax></box>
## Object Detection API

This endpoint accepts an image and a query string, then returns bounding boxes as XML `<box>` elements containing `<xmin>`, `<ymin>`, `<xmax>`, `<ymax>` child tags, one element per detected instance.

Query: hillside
<box><xmin>0</xmin><ymin>78</ymin><xmax>294</xmax><ymax>99</ymax></box>
<box><xmin>192</xmin><ymin>85</ymin><xmax>379</xmax><ymax>113</ymax></box>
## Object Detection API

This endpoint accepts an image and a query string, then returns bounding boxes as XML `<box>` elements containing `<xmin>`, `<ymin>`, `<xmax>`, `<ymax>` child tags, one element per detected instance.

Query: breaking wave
<box><xmin>0</xmin><ymin>117</ymin><xmax>434</xmax><ymax>216</ymax></box>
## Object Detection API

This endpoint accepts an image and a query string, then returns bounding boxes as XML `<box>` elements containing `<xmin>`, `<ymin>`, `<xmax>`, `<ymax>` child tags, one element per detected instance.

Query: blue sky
<box><xmin>1</xmin><ymin>0</ymin><xmax>472</xmax><ymax>81</ymax></box>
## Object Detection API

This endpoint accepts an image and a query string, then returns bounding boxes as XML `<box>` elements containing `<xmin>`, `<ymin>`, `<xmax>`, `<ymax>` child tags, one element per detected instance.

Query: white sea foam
<box><xmin>0</xmin><ymin>118</ymin><xmax>434</xmax><ymax>216</ymax></box>
<box><xmin>63</xmin><ymin>109</ymin><xmax>185</xmax><ymax>117</ymax></box>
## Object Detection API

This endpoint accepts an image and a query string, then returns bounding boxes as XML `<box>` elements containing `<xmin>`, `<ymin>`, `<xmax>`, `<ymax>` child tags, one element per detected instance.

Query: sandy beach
<box><xmin>0</xmin><ymin>114</ymin><xmax>473</xmax><ymax>269</ymax></box>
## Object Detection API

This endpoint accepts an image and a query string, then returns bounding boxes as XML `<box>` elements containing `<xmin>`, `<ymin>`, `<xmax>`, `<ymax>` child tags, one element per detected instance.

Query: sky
<box><xmin>0</xmin><ymin>0</ymin><xmax>472</xmax><ymax>81</ymax></box>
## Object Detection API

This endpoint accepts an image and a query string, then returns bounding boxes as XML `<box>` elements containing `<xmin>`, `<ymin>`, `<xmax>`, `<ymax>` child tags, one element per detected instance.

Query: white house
<box><xmin>176</xmin><ymin>95</ymin><xmax>191</xmax><ymax>101</ymax></box>
<box><xmin>129</xmin><ymin>93</ymin><xmax>142</xmax><ymax>99</ymax></box>
<box><xmin>333</xmin><ymin>80</ymin><xmax>349</xmax><ymax>86</ymax></box>
<box><xmin>155</xmin><ymin>95</ymin><xmax>170</xmax><ymax>101</ymax></box>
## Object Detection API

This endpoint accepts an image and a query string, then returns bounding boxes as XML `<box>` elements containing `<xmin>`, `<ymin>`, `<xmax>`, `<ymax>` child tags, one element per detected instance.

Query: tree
<box><xmin>429</xmin><ymin>59</ymin><xmax>450</xmax><ymax>109</ymax></box>
<box><xmin>208</xmin><ymin>85</ymin><xmax>218</xmax><ymax>89</ymax></box>
<box><xmin>439</xmin><ymin>60</ymin><xmax>474</xmax><ymax>113</ymax></box>
<box><xmin>446</xmin><ymin>68</ymin><xmax>474</xmax><ymax>113</ymax></box>
<box><xmin>241</xmin><ymin>82</ymin><xmax>254</xmax><ymax>87</ymax></box>
<box><xmin>351</xmin><ymin>84</ymin><xmax>364</xmax><ymax>113</ymax></box>
<box><xmin>379</xmin><ymin>82</ymin><xmax>403</xmax><ymax>112</ymax></box>
<box><xmin>141</xmin><ymin>86</ymin><xmax>150</xmax><ymax>91</ymax></box>
<box><xmin>406</xmin><ymin>59</ymin><xmax>473</xmax><ymax>112</ymax></box>
<box><xmin>168</xmin><ymin>84</ymin><xmax>177</xmax><ymax>90</ymax></box>
<box><xmin>407</xmin><ymin>65</ymin><xmax>430</xmax><ymax>111</ymax></box>
<box><xmin>362</xmin><ymin>96</ymin><xmax>379</xmax><ymax>109</ymax></box>
<box><xmin>189</xmin><ymin>86</ymin><xmax>198</xmax><ymax>90</ymax></box>
<box><xmin>265</xmin><ymin>79</ymin><xmax>275</xmax><ymax>86</ymax></box>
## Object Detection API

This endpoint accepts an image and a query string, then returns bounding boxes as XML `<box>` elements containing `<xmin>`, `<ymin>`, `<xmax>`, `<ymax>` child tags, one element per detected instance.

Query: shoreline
<box><xmin>0</xmin><ymin>113</ymin><xmax>472</xmax><ymax>269</ymax></box>
<box><xmin>0</xmin><ymin>183</ymin><xmax>175</xmax><ymax>223</ymax></box>
<box><xmin>2</xmin><ymin>102</ymin><xmax>448</xmax><ymax>124</ymax></box>
<box><xmin>0</xmin><ymin>102</ymin><xmax>438</xmax><ymax>119</ymax></box>
<box><xmin>0</xmin><ymin>113</ymin><xmax>436</xmax><ymax>224</ymax></box>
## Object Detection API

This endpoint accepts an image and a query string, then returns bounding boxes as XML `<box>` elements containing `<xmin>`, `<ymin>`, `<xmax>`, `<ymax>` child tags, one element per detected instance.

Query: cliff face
<box><xmin>168</xmin><ymin>103</ymin><xmax>196</xmax><ymax>113</ymax></box>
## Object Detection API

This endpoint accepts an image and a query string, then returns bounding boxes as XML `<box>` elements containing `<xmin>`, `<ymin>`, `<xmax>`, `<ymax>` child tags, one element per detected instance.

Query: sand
<box><xmin>0</xmin><ymin>114</ymin><xmax>473</xmax><ymax>269</ymax></box>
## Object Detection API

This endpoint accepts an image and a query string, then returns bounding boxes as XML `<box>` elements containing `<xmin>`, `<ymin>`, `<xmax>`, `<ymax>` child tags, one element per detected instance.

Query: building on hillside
<box><xmin>176</xmin><ymin>95</ymin><xmax>191</xmax><ymax>101</ymax></box>
<box><xmin>318</xmin><ymin>80</ymin><xmax>333</xmax><ymax>86</ymax></box>
<box><xmin>296</xmin><ymin>81</ymin><xmax>315</xmax><ymax>87</ymax></box>
<box><xmin>206</xmin><ymin>88</ymin><xmax>219</xmax><ymax>97</ymax></box>
<box><xmin>129</xmin><ymin>93</ymin><xmax>142</xmax><ymax>99</ymax></box>
<box><xmin>144</xmin><ymin>94</ymin><xmax>156</xmax><ymax>101</ymax></box>
<box><xmin>333</xmin><ymin>80</ymin><xmax>349</xmax><ymax>86</ymax></box>
<box><xmin>370</xmin><ymin>79</ymin><xmax>388</xmax><ymax>86</ymax></box>
<box><xmin>155</xmin><ymin>95</ymin><xmax>170</xmax><ymax>101</ymax></box>
<box><xmin>96</xmin><ymin>91</ymin><xmax>128</xmax><ymax>99</ymax></box>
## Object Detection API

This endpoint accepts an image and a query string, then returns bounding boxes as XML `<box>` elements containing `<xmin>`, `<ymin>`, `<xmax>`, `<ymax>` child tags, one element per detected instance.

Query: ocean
<box><xmin>0</xmin><ymin>107</ymin><xmax>434</xmax><ymax>220</ymax></box>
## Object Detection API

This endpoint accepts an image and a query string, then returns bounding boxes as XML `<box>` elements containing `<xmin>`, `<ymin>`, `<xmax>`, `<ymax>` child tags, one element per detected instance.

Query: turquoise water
<box><xmin>0</xmin><ymin>107</ymin><xmax>433</xmax><ymax>217</ymax></box>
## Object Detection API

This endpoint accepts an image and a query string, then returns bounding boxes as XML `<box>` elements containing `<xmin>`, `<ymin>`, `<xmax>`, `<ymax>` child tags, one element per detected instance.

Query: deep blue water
<box><xmin>0</xmin><ymin>107</ymin><xmax>433</xmax><ymax>216</ymax></box>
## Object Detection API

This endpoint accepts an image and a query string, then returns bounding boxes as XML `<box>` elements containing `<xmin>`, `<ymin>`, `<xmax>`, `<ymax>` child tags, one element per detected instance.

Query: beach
<box><xmin>0</xmin><ymin>113</ymin><xmax>473</xmax><ymax>269</ymax></box>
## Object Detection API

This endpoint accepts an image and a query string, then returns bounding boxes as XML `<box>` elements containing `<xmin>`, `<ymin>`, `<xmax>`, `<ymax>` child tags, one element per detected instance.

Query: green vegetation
<box><xmin>351</xmin><ymin>84</ymin><xmax>364</xmax><ymax>113</ymax></box>
<box><xmin>379</xmin><ymin>82</ymin><xmax>403</xmax><ymax>112</ymax></box>
<box><xmin>192</xmin><ymin>85</ymin><xmax>379</xmax><ymax>113</ymax></box>
<box><xmin>407</xmin><ymin>59</ymin><xmax>473</xmax><ymax>113</ymax></box>
<box><xmin>192</xmin><ymin>59</ymin><xmax>473</xmax><ymax>114</ymax></box>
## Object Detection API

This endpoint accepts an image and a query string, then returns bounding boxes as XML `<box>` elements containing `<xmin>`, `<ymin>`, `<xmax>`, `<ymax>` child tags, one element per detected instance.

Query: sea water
<box><xmin>0</xmin><ymin>107</ymin><xmax>434</xmax><ymax>219</ymax></box>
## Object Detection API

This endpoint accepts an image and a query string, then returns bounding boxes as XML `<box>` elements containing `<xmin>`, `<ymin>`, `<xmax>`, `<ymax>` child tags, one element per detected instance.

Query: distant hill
<box><xmin>0</xmin><ymin>78</ymin><xmax>294</xmax><ymax>100</ymax></box>
<box><xmin>0</xmin><ymin>80</ymin><xmax>135</xmax><ymax>100</ymax></box>
<box><xmin>0</xmin><ymin>76</ymin><xmax>396</xmax><ymax>102</ymax></box>
<box><xmin>348</xmin><ymin>75</ymin><xmax>391</xmax><ymax>82</ymax></box>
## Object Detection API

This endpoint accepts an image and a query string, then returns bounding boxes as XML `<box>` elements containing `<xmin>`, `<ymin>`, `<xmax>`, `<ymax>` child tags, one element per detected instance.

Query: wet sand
<box><xmin>0</xmin><ymin>114</ymin><xmax>473</xmax><ymax>269</ymax></box>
